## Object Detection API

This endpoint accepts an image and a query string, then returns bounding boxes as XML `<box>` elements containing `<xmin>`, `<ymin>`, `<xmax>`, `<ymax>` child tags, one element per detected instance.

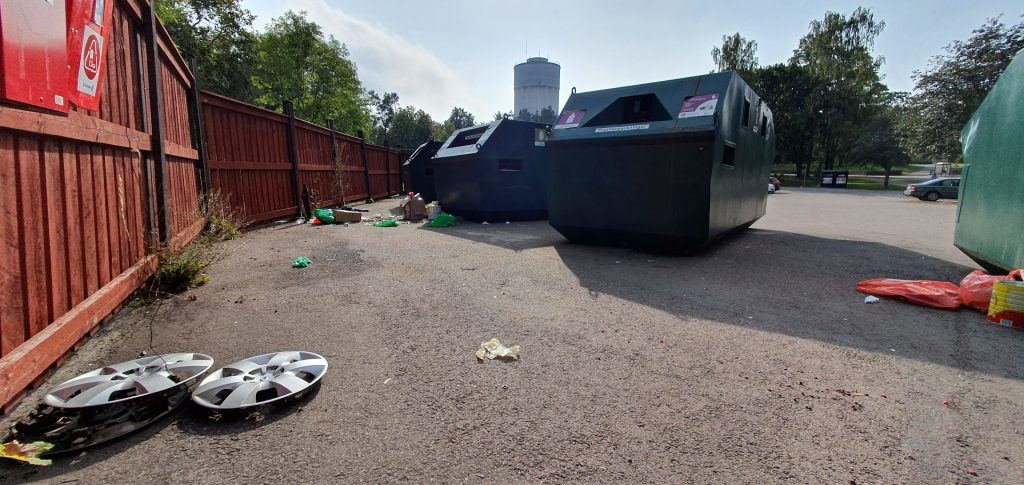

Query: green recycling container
<box><xmin>432</xmin><ymin>119</ymin><xmax>549</xmax><ymax>221</ymax></box>
<box><xmin>955</xmin><ymin>49</ymin><xmax>1024</xmax><ymax>273</ymax></box>
<box><xmin>545</xmin><ymin>71</ymin><xmax>775</xmax><ymax>253</ymax></box>
<box><xmin>402</xmin><ymin>140</ymin><xmax>443</xmax><ymax>203</ymax></box>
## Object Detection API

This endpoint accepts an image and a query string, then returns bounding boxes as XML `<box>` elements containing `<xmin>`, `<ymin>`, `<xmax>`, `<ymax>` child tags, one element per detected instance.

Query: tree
<box><xmin>748</xmin><ymin>64</ymin><xmax>816</xmax><ymax>177</ymax></box>
<box><xmin>368</xmin><ymin>90</ymin><xmax>399</xmax><ymax>145</ymax></box>
<box><xmin>433</xmin><ymin>120</ymin><xmax>456</xmax><ymax>142</ymax></box>
<box><xmin>447</xmin><ymin>107</ymin><xmax>476</xmax><ymax>130</ymax></box>
<box><xmin>791</xmin><ymin>7</ymin><xmax>888</xmax><ymax>171</ymax></box>
<box><xmin>493</xmin><ymin>110</ymin><xmax>513</xmax><ymax>121</ymax></box>
<box><xmin>848</xmin><ymin>93</ymin><xmax>911</xmax><ymax>187</ymax></box>
<box><xmin>514</xmin><ymin>107</ymin><xmax>557</xmax><ymax>124</ymax></box>
<box><xmin>537</xmin><ymin>106</ymin><xmax>557</xmax><ymax>124</ymax></box>
<box><xmin>388</xmin><ymin>106</ymin><xmax>434</xmax><ymax>149</ymax></box>
<box><xmin>903</xmin><ymin>16</ymin><xmax>1024</xmax><ymax>162</ymax></box>
<box><xmin>156</xmin><ymin>0</ymin><xmax>259</xmax><ymax>103</ymax></box>
<box><xmin>254</xmin><ymin>10</ymin><xmax>371</xmax><ymax>134</ymax></box>
<box><xmin>711</xmin><ymin>33</ymin><xmax>759</xmax><ymax>75</ymax></box>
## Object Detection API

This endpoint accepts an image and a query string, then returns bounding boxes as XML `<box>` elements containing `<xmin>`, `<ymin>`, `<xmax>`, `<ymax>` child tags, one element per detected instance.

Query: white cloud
<box><xmin>282</xmin><ymin>0</ymin><xmax>475</xmax><ymax>121</ymax></box>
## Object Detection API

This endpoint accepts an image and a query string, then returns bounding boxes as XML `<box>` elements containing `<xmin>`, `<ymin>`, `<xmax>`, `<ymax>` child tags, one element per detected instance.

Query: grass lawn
<box><xmin>844</xmin><ymin>177</ymin><xmax>908</xmax><ymax>191</ymax></box>
<box><xmin>781</xmin><ymin>176</ymin><xmax>907</xmax><ymax>191</ymax></box>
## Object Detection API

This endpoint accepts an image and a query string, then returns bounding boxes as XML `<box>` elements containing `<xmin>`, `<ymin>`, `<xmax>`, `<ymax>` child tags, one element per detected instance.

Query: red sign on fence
<box><xmin>66</xmin><ymin>0</ymin><xmax>114</xmax><ymax>111</ymax></box>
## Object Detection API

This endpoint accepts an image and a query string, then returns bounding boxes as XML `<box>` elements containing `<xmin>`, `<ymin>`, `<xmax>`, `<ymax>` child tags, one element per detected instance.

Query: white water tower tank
<box><xmin>514</xmin><ymin>57</ymin><xmax>560</xmax><ymax>117</ymax></box>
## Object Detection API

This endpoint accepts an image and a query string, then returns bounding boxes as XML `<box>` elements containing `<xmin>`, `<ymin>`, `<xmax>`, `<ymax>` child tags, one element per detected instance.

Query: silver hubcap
<box><xmin>191</xmin><ymin>351</ymin><xmax>327</xmax><ymax>410</ymax></box>
<box><xmin>44</xmin><ymin>353</ymin><xmax>214</xmax><ymax>408</ymax></box>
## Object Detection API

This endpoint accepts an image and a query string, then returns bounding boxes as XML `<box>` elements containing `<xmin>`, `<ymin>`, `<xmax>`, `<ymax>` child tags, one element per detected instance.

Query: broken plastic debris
<box><xmin>292</xmin><ymin>257</ymin><xmax>311</xmax><ymax>268</ymax></box>
<box><xmin>1</xmin><ymin>440</ymin><xmax>54</xmax><ymax>466</ymax></box>
<box><xmin>864</xmin><ymin>295</ymin><xmax>880</xmax><ymax>304</ymax></box>
<box><xmin>474</xmin><ymin>338</ymin><xmax>520</xmax><ymax>362</ymax></box>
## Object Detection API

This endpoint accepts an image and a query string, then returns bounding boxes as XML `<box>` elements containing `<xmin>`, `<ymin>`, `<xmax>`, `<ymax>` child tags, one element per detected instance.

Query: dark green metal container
<box><xmin>545</xmin><ymin>72</ymin><xmax>775</xmax><ymax>253</ymax></box>
<box><xmin>402</xmin><ymin>140</ymin><xmax>443</xmax><ymax>203</ymax></box>
<box><xmin>955</xmin><ymin>49</ymin><xmax>1024</xmax><ymax>273</ymax></box>
<box><xmin>432</xmin><ymin>119</ymin><xmax>549</xmax><ymax>221</ymax></box>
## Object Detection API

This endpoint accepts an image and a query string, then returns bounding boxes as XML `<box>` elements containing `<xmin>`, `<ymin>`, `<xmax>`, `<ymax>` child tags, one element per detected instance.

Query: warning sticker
<box><xmin>594</xmin><ymin>124</ymin><xmax>649</xmax><ymax>133</ymax></box>
<box><xmin>553</xmin><ymin>110</ymin><xmax>586</xmax><ymax>129</ymax></box>
<box><xmin>76</xmin><ymin>25</ymin><xmax>104</xmax><ymax>96</ymax></box>
<box><xmin>679</xmin><ymin>93</ymin><xmax>719</xmax><ymax>118</ymax></box>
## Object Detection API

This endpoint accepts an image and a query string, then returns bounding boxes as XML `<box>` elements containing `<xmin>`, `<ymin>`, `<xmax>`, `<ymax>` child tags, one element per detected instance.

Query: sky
<box><xmin>241</xmin><ymin>0</ymin><xmax>1024</xmax><ymax>122</ymax></box>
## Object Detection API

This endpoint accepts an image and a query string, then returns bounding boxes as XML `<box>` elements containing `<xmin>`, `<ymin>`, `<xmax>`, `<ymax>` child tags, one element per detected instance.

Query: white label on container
<box><xmin>594</xmin><ymin>124</ymin><xmax>650</xmax><ymax>133</ymax></box>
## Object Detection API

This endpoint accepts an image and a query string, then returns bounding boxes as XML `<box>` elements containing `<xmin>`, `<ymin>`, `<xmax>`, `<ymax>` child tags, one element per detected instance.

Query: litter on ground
<box><xmin>474</xmin><ymin>338</ymin><xmax>521</xmax><ymax>362</ymax></box>
<box><xmin>1</xmin><ymin>440</ymin><xmax>54</xmax><ymax>466</ymax></box>
<box><xmin>292</xmin><ymin>257</ymin><xmax>312</xmax><ymax>268</ymax></box>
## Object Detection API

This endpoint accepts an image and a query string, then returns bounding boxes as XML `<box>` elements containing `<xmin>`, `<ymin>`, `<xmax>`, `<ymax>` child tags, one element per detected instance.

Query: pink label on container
<box><xmin>554</xmin><ymin>110</ymin><xmax>586</xmax><ymax>129</ymax></box>
<box><xmin>679</xmin><ymin>93</ymin><xmax>719</xmax><ymax>118</ymax></box>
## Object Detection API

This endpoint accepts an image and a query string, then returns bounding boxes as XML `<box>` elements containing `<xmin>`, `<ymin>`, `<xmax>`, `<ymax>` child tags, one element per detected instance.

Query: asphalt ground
<box><xmin>3</xmin><ymin>187</ymin><xmax>1022</xmax><ymax>484</ymax></box>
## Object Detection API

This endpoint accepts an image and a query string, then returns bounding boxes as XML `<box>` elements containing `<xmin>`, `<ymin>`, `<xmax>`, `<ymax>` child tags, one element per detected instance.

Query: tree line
<box><xmin>713</xmin><ymin>8</ymin><xmax>1023</xmax><ymax>185</ymax></box>
<box><xmin>157</xmin><ymin>0</ymin><xmax>480</xmax><ymax>148</ymax></box>
<box><xmin>160</xmin><ymin>2</ymin><xmax>1023</xmax><ymax>173</ymax></box>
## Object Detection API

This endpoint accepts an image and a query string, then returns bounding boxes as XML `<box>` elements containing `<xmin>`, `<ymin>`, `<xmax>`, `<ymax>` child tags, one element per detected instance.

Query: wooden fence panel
<box><xmin>0</xmin><ymin>0</ymin><xmax>201</xmax><ymax>411</ymax></box>
<box><xmin>339</xmin><ymin>136</ymin><xmax>369</xmax><ymax>202</ymax></box>
<box><xmin>203</xmin><ymin>93</ymin><xmax>295</xmax><ymax>224</ymax></box>
<box><xmin>203</xmin><ymin>93</ymin><xmax>404</xmax><ymax>217</ymax></box>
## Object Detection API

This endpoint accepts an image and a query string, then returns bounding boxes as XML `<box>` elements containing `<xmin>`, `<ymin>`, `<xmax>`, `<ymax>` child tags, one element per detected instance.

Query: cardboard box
<box><xmin>401</xmin><ymin>198</ymin><xmax>427</xmax><ymax>221</ymax></box>
<box><xmin>332</xmin><ymin>209</ymin><xmax>362</xmax><ymax>223</ymax></box>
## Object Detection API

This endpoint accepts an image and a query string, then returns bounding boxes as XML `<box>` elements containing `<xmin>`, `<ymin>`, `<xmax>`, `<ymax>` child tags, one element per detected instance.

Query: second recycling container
<box><xmin>432</xmin><ymin>119</ymin><xmax>549</xmax><ymax>221</ymax></box>
<box><xmin>402</xmin><ymin>140</ymin><xmax>443</xmax><ymax>202</ymax></box>
<box><xmin>545</xmin><ymin>71</ymin><xmax>775</xmax><ymax>253</ymax></box>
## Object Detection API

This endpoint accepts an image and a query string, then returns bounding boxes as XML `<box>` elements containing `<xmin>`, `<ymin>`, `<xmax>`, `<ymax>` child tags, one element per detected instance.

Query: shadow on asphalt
<box><xmin>0</xmin><ymin>385</ymin><xmax>321</xmax><ymax>483</ymax></box>
<box><xmin>552</xmin><ymin>229</ymin><xmax>1024</xmax><ymax>381</ymax></box>
<box><xmin>420</xmin><ymin>220</ymin><xmax>556</xmax><ymax>252</ymax></box>
<box><xmin>424</xmin><ymin>220</ymin><xmax>1023</xmax><ymax>381</ymax></box>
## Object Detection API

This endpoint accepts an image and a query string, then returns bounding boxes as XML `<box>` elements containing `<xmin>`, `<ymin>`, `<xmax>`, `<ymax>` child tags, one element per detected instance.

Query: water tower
<box><xmin>514</xmin><ymin>57</ymin><xmax>560</xmax><ymax>118</ymax></box>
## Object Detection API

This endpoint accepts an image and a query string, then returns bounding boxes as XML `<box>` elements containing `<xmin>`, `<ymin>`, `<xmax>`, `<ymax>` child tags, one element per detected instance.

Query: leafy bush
<box><xmin>203</xmin><ymin>191</ymin><xmax>244</xmax><ymax>241</ymax></box>
<box><xmin>152</xmin><ymin>244</ymin><xmax>210</xmax><ymax>294</ymax></box>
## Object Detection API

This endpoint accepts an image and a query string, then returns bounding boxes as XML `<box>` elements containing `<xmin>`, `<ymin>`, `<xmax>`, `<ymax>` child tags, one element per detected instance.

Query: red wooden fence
<box><xmin>0</xmin><ymin>0</ymin><xmax>202</xmax><ymax>410</ymax></box>
<box><xmin>0</xmin><ymin>0</ymin><xmax>413</xmax><ymax>411</ymax></box>
<box><xmin>202</xmin><ymin>92</ymin><xmax>408</xmax><ymax>225</ymax></box>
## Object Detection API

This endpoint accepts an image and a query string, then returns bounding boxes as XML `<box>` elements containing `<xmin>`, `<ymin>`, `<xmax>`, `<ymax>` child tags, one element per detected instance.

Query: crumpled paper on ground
<box><xmin>474</xmin><ymin>338</ymin><xmax>520</xmax><ymax>362</ymax></box>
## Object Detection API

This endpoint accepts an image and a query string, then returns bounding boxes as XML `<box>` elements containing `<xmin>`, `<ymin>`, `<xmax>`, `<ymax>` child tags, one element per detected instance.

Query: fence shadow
<box><xmin>551</xmin><ymin>228</ymin><xmax>1024</xmax><ymax>380</ymax></box>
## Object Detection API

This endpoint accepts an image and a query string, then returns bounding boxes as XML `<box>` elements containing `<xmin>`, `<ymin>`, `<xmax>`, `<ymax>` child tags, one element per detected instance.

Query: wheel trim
<box><xmin>191</xmin><ymin>351</ymin><xmax>328</xmax><ymax>410</ymax></box>
<box><xmin>43</xmin><ymin>353</ymin><xmax>214</xmax><ymax>409</ymax></box>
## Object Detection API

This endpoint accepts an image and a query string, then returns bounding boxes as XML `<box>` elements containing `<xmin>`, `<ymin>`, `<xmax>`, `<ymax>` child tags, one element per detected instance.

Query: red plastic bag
<box><xmin>856</xmin><ymin>279</ymin><xmax>963</xmax><ymax>310</ymax></box>
<box><xmin>959</xmin><ymin>270</ymin><xmax>1024</xmax><ymax>313</ymax></box>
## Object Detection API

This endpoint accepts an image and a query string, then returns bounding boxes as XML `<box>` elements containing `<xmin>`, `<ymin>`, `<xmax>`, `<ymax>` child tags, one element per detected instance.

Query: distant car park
<box><xmin>904</xmin><ymin>178</ymin><xmax>960</xmax><ymax>201</ymax></box>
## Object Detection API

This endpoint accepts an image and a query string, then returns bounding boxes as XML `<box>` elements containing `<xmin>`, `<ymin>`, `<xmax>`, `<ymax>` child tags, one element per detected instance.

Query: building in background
<box><xmin>514</xmin><ymin>57</ymin><xmax>560</xmax><ymax>122</ymax></box>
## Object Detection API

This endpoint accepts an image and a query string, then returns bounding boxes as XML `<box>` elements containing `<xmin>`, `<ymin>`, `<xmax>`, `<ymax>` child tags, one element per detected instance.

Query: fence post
<box><xmin>284</xmin><ymin>101</ymin><xmax>303</xmax><ymax>219</ymax></box>
<box><xmin>145</xmin><ymin>2</ymin><xmax>170</xmax><ymax>243</ymax></box>
<box><xmin>188</xmin><ymin>58</ymin><xmax>210</xmax><ymax>200</ymax></box>
<box><xmin>357</xmin><ymin>130</ymin><xmax>373</xmax><ymax>203</ymax></box>
<box><xmin>327</xmin><ymin>120</ymin><xmax>346</xmax><ymax>205</ymax></box>
<box><xmin>385</xmin><ymin>149</ymin><xmax>392</xmax><ymax>195</ymax></box>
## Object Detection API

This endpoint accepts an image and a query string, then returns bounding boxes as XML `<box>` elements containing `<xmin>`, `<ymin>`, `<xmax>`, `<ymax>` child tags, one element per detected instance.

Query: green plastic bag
<box><xmin>374</xmin><ymin>219</ymin><xmax>398</xmax><ymax>227</ymax></box>
<box><xmin>292</xmin><ymin>257</ymin><xmax>311</xmax><ymax>268</ymax></box>
<box><xmin>429</xmin><ymin>213</ymin><xmax>456</xmax><ymax>227</ymax></box>
<box><xmin>314</xmin><ymin>209</ymin><xmax>335</xmax><ymax>224</ymax></box>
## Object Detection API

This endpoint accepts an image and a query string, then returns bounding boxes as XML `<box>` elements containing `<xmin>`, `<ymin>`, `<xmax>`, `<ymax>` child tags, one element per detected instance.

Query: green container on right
<box><xmin>545</xmin><ymin>72</ymin><xmax>775</xmax><ymax>253</ymax></box>
<box><xmin>955</xmin><ymin>49</ymin><xmax>1024</xmax><ymax>273</ymax></box>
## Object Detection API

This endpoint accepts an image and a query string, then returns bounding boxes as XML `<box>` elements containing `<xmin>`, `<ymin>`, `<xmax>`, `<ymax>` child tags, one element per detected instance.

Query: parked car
<box><xmin>768</xmin><ymin>182</ymin><xmax>776</xmax><ymax>194</ymax></box>
<box><xmin>904</xmin><ymin>178</ymin><xmax>960</xmax><ymax>201</ymax></box>
<box><xmin>769</xmin><ymin>176</ymin><xmax>781</xmax><ymax>191</ymax></box>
